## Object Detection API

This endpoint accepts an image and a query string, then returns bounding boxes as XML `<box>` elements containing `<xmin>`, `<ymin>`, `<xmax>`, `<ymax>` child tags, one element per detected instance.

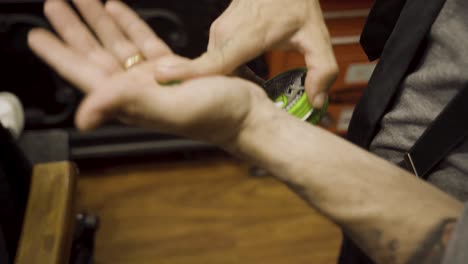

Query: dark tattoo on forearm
<box><xmin>282</xmin><ymin>180</ymin><xmax>457</xmax><ymax>264</ymax></box>
<box><xmin>406</xmin><ymin>218</ymin><xmax>457</xmax><ymax>264</ymax></box>
<box><xmin>361</xmin><ymin>229</ymin><xmax>399</xmax><ymax>264</ymax></box>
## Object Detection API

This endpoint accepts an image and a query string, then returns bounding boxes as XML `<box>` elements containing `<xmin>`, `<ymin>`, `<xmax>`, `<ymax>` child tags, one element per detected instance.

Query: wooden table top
<box><xmin>77</xmin><ymin>154</ymin><xmax>341</xmax><ymax>264</ymax></box>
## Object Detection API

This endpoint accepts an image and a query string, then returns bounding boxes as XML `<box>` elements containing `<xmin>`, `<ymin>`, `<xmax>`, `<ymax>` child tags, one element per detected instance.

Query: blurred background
<box><xmin>0</xmin><ymin>0</ymin><xmax>374</xmax><ymax>263</ymax></box>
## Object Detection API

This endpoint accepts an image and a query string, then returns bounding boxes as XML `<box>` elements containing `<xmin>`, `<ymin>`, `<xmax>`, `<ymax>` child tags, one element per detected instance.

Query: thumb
<box><xmin>304</xmin><ymin>66</ymin><xmax>337</xmax><ymax>109</ymax></box>
<box><xmin>302</xmin><ymin>41</ymin><xmax>338</xmax><ymax>108</ymax></box>
<box><xmin>294</xmin><ymin>23</ymin><xmax>338</xmax><ymax>109</ymax></box>
<box><xmin>75</xmin><ymin>85</ymin><xmax>129</xmax><ymax>131</ymax></box>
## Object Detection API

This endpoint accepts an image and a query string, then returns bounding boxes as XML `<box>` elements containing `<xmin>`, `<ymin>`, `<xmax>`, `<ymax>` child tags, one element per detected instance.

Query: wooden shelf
<box><xmin>78</xmin><ymin>157</ymin><xmax>341</xmax><ymax>264</ymax></box>
<box><xmin>320</xmin><ymin>0</ymin><xmax>373</xmax><ymax>11</ymax></box>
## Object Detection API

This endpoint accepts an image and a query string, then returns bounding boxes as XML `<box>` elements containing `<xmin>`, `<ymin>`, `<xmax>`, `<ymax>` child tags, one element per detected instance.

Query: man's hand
<box><xmin>151</xmin><ymin>0</ymin><xmax>339</xmax><ymax>108</ymax></box>
<box><xmin>28</xmin><ymin>0</ymin><xmax>271</xmax><ymax>146</ymax></box>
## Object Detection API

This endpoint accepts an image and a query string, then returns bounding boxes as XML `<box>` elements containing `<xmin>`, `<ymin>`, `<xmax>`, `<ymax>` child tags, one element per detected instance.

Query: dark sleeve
<box><xmin>442</xmin><ymin>203</ymin><xmax>468</xmax><ymax>264</ymax></box>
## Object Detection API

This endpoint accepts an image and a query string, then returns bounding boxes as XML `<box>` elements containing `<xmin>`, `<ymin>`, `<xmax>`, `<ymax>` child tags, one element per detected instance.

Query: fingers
<box><xmin>154</xmin><ymin>32</ymin><xmax>262</xmax><ymax>82</ymax></box>
<box><xmin>44</xmin><ymin>0</ymin><xmax>121</xmax><ymax>73</ymax></box>
<box><xmin>105</xmin><ymin>0</ymin><xmax>173</xmax><ymax>59</ymax></box>
<box><xmin>304</xmin><ymin>65</ymin><xmax>337</xmax><ymax>108</ymax></box>
<box><xmin>44</xmin><ymin>1</ymin><xmax>98</xmax><ymax>54</ymax></box>
<box><xmin>72</xmin><ymin>0</ymin><xmax>139</xmax><ymax>64</ymax></box>
<box><xmin>27</xmin><ymin>28</ymin><xmax>106</xmax><ymax>93</ymax></box>
<box><xmin>153</xmin><ymin>2</ymin><xmax>262</xmax><ymax>81</ymax></box>
<box><xmin>298</xmin><ymin>26</ymin><xmax>338</xmax><ymax>108</ymax></box>
<box><xmin>153</xmin><ymin>0</ymin><xmax>299</xmax><ymax>83</ymax></box>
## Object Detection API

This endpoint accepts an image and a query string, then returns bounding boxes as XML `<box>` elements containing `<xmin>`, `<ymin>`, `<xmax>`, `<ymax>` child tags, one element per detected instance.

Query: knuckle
<box><xmin>126</xmin><ymin>19</ymin><xmax>141</xmax><ymax>34</ymax></box>
<box><xmin>329</xmin><ymin>66</ymin><xmax>340</xmax><ymax>79</ymax></box>
<box><xmin>322</xmin><ymin>62</ymin><xmax>339</xmax><ymax>80</ymax></box>
<box><xmin>209</xmin><ymin>18</ymin><xmax>228</xmax><ymax>39</ymax></box>
<box><xmin>200</xmin><ymin>51</ymin><xmax>227</xmax><ymax>74</ymax></box>
<box><xmin>209</xmin><ymin>20</ymin><xmax>220</xmax><ymax>37</ymax></box>
<box><xmin>319</xmin><ymin>65</ymin><xmax>339</xmax><ymax>88</ymax></box>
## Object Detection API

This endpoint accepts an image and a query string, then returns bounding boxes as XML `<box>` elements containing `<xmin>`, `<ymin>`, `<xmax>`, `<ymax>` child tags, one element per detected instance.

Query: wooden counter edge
<box><xmin>15</xmin><ymin>161</ymin><xmax>77</xmax><ymax>264</ymax></box>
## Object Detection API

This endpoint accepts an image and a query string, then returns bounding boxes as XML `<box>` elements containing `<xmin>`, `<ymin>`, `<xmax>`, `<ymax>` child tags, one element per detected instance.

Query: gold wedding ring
<box><xmin>124</xmin><ymin>53</ymin><xmax>145</xmax><ymax>70</ymax></box>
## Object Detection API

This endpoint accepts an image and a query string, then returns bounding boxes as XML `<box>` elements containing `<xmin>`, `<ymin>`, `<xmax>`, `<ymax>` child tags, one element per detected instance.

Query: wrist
<box><xmin>223</xmin><ymin>94</ymin><xmax>280</xmax><ymax>157</ymax></box>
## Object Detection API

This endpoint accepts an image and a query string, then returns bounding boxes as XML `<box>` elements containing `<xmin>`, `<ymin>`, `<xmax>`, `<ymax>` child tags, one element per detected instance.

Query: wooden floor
<box><xmin>77</xmin><ymin>154</ymin><xmax>341</xmax><ymax>264</ymax></box>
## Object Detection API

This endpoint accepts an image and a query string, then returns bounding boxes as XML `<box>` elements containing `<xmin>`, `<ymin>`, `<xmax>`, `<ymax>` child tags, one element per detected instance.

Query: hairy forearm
<box><xmin>230</xmin><ymin>102</ymin><xmax>463</xmax><ymax>263</ymax></box>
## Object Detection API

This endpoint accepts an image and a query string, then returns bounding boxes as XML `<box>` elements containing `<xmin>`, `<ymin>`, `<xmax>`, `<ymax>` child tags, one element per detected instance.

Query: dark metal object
<box><xmin>68</xmin><ymin>126</ymin><xmax>217</xmax><ymax>161</ymax></box>
<box><xmin>70</xmin><ymin>213</ymin><xmax>99</xmax><ymax>264</ymax></box>
<box><xmin>263</xmin><ymin>68</ymin><xmax>307</xmax><ymax>101</ymax></box>
<box><xmin>19</xmin><ymin>129</ymin><xmax>69</xmax><ymax>164</ymax></box>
